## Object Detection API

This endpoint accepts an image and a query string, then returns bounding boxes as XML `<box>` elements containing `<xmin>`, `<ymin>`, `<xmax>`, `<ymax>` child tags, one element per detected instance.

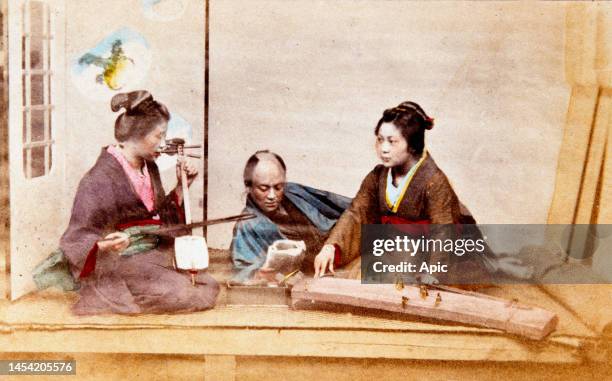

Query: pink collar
<box><xmin>107</xmin><ymin>145</ymin><xmax>156</xmax><ymax>212</ymax></box>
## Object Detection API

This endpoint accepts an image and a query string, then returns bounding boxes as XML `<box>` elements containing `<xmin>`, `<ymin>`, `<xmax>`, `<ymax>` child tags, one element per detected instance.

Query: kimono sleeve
<box><xmin>424</xmin><ymin>171</ymin><xmax>462</xmax><ymax>225</ymax></box>
<box><xmin>325</xmin><ymin>167</ymin><xmax>381</xmax><ymax>266</ymax></box>
<box><xmin>147</xmin><ymin>160</ymin><xmax>185</xmax><ymax>225</ymax></box>
<box><xmin>230</xmin><ymin>218</ymin><xmax>277</xmax><ymax>283</ymax></box>
<box><xmin>424</xmin><ymin>171</ymin><xmax>475</xmax><ymax>283</ymax></box>
<box><xmin>158</xmin><ymin>189</ymin><xmax>186</xmax><ymax>225</ymax></box>
<box><xmin>59</xmin><ymin>175</ymin><xmax>115</xmax><ymax>278</ymax></box>
<box><xmin>297</xmin><ymin>183</ymin><xmax>352</xmax><ymax>218</ymax></box>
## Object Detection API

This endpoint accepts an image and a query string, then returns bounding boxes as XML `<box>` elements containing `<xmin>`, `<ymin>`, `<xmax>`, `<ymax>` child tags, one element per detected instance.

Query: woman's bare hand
<box><xmin>176</xmin><ymin>157</ymin><xmax>199</xmax><ymax>187</ymax></box>
<box><xmin>97</xmin><ymin>232</ymin><xmax>130</xmax><ymax>255</ymax></box>
<box><xmin>314</xmin><ymin>244</ymin><xmax>336</xmax><ymax>278</ymax></box>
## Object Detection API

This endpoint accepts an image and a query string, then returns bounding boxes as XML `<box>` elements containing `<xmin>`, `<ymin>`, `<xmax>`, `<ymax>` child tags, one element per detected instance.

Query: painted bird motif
<box><xmin>78</xmin><ymin>40</ymin><xmax>135</xmax><ymax>90</ymax></box>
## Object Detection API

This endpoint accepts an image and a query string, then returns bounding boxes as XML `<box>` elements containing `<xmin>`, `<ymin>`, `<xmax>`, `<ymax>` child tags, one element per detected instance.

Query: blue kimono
<box><xmin>230</xmin><ymin>182</ymin><xmax>351</xmax><ymax>283</ymax></box>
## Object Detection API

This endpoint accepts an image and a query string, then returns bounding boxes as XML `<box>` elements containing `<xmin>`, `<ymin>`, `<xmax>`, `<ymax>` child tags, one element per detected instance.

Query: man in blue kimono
<box><xmin>230</xmin><ymin>150</ymin><xmax>351</xmax><ymax>283</ymax></box>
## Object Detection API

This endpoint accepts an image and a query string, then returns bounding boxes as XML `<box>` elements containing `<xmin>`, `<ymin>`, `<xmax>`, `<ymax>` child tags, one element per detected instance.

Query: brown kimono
<box><xmin>60</xmin><ymin>148</ymin><xmax>219</xmax><ymax>315</ymax></box>
<box><xmin>326</xmin><ymin>153</ymin><xmax>490</xmax><ymax>284</ymax></box>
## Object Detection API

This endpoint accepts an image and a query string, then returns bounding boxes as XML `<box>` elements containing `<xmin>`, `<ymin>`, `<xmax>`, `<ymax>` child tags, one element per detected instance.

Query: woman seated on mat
<box><xmin>59</xmin><ymin>90</ymin><xmax>219</xmax><ymax>315</ymax></box>
<box><xmin>313</xmin><ymin>101</ymin><xmax>528</xmax><ymax>284</ymax></box>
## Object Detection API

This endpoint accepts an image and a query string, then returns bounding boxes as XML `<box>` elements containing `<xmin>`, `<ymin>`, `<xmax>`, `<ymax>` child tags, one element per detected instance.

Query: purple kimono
<box><xmin>60</xmin><ymin>148</ymin><xmax>219</xmax><ymax>315</ymax></box>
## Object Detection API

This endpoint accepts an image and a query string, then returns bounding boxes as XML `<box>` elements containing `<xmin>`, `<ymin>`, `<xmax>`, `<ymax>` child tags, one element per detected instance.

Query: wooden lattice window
<box><xmin>21</xmin><ymin>0</ymin><xmax>54</xmax><ymax>178</ymax></box>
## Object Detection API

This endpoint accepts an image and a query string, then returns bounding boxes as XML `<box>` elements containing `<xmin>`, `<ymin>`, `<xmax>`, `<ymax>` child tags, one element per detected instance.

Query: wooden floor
<box><xmin>0</xmin><ymin>249</ymin><xmax>610</xmax><ymax>380</ymax></box>
<box><xmin>0</xmin><ymin>352</ymin><xmax>610</xmax><ymax>381</ymax></box>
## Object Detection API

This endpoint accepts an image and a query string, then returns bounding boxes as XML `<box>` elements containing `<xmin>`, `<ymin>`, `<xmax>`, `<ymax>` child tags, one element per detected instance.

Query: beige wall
<box><xmin>0</xmin><ymin>0</ymin><xmax>581</xmax><ymax>290</ymax></box>
<box><xmin>207</xmin><ymin>0</ymin><xmax>570</xmax><ymax>249</ymax></box>
<box><xmin>63</xmin><ymin>0</ymin><xmax>205</xmax><ymax>224</ymax></box>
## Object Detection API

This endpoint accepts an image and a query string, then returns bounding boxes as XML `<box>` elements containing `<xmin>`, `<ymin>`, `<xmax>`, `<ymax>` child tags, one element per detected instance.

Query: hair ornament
<box><xmin>425</xmin><ymin>117</ymin><xmax>434</xmax><ymax>130</ymax></box>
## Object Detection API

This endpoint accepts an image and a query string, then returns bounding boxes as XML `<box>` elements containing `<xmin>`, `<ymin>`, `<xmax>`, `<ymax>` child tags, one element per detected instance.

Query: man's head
<box><xmin>243</xmin><ymin>150</ymin><xmax>287</xmax><ymax>214</ymax></box>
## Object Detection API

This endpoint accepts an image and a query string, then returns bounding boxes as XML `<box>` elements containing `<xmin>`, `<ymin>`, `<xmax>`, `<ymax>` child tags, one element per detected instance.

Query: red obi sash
<box><xmin>79</xmin><ymin>219</ymin><xmax>163</xmax><ymax>279</ymax></box>
<box><xmin>380</xmin><ymin>215</ymin><xmax>431</xmax><ymax>235</ymax></box>
<box><xmin>381</xmin><ymin>215</ymin><xmax>465</xmax><ymax>236</ymax></box>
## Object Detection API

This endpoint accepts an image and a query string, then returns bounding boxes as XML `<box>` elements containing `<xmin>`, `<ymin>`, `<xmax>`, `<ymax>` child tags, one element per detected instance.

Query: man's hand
<box><xmin>314</xmin><ymin>244</ymin><xmax>336</xmax><ymax>278</ymax></box>
<box><xmin>97</xmin><ymin>232</ymin><xmax>130</xmax><ymax>255</ymax></box>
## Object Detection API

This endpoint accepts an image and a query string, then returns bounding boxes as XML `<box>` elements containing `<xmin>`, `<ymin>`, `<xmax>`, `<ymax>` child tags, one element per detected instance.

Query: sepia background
<box><xmin>0</xmin><ymin>1</ymin><xmax>610</xmax><ymax>380</ymax></box>
<box><xmin>207</xmin><ymin>0</ymin><xmax>569</xmax><ymax>248</ymax></box>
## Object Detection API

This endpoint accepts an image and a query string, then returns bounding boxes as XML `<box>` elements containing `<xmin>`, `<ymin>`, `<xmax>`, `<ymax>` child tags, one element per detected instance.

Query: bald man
<box><xmin>230</xmin><ymin>150</ymin><xmax>351</xmax><ymax>284</ymax></box>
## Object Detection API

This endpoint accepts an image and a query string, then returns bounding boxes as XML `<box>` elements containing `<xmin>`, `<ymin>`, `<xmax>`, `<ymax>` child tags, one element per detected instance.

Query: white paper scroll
<box><xmin>174</xmin><ymin>235</ymin><xmax>209</xmax><ymax>270</ymax></box>
<box><xmin>262</xmin><ymin>239</ymin><xmax>306</xmax><ymax>273</ymax></box>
